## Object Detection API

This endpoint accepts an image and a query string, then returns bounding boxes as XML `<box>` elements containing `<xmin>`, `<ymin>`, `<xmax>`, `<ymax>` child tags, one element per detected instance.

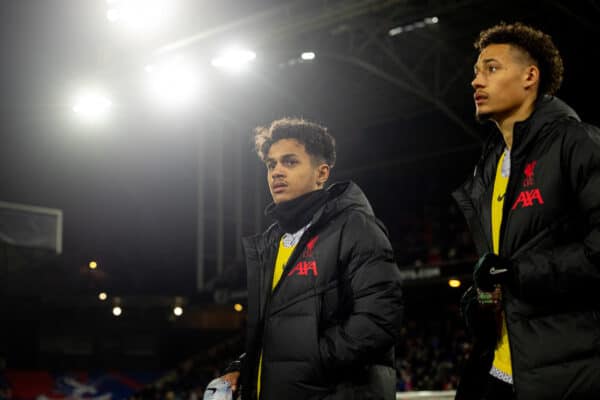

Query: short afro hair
<box><xmin>475</xmin><ymin>22</ymin><xmax>564</xmax><ymax>96</ymax></box>
<box><xmin>254</xmin><ymin>117</ymin><xmax>336</xmax><ymax>167</ymax></box>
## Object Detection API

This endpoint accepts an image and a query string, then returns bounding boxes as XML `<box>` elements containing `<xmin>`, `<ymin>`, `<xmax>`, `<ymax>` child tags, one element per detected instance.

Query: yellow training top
<box><xmin>490</xmin><ymin>149</ymin><xmax>513</xmax><ymax>383</ymax></box>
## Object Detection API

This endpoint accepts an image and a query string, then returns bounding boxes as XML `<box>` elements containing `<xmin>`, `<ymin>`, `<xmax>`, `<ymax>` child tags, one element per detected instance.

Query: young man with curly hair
<box><xmin>453</xmin><ymin>22</ymin><xmax>600</xmax><ymax>399</ymax></box>
<box><xmin>219</xmin><ymin>118</ymin><xmax>404</xmax><ymax>400</ymax></box>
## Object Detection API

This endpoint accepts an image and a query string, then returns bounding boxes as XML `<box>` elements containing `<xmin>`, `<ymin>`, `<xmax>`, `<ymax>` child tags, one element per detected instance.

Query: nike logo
<box><xmin>497</xmin><ymin>193</ymin><xmax>505</xmax><ymax>201</ymax></box>
<box><xmin>489</xmin><ymin>267</ymin><xmax>508</xmax><ymax>275</ymax></box>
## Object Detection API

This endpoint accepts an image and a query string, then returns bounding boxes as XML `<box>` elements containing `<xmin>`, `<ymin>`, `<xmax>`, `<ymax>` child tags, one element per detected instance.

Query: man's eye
<box><xmin>266</xmin><ymin>162</ymin><xmax>275</xmax><ymax>170</ymax></box>
<box><xmin>283</xmin><ymin>159</ymin><xmax>297</xmax><ymax>166</ymax></box>
<box><xmin>488</xmin><ymin>65</ymin><xmax>498</xmax><ymax>73</ymax></box>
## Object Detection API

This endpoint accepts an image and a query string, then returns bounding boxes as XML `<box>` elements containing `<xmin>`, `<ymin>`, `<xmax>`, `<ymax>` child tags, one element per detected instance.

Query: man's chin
<box><xmin>272</xmin><ymin>193</ymin><xmax>290</xmax><ymax>204</ymax></box>
<box><xmin>475</xmin><ymin>110</ymin><xmax>492</xmax><ymax>124</ymax></box>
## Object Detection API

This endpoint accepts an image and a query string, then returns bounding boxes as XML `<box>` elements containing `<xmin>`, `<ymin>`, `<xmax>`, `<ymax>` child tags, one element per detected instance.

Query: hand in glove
<box><xmin>460</xmin><ymin>285</ymin><xmax>499</xmax><ymax>347</ymax></box>
<box><xmin>473</xmin><ymin>253</ymin><xmax>515</xmax><ymax>292</ymax></box>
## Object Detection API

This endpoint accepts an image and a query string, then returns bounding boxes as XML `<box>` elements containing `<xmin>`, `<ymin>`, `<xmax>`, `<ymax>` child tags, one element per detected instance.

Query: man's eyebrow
<box><xmin>482</xmin><ymin>58</ymin><xmax>499</xmax><ymax>64</ymax></box>
<box><xmin>264</xmin><ymin>153</ymin><xmax>298</xmax><ymax>163</ymax></box>
<box><xmin>267</xmin><ymin>153</ymin><xmax>298</xmax><ymax>160</ymax></box>
<box><xmin>474</xmin><ymin>58</ymin><xmax>500</xmax><ymax>70</ymax></box>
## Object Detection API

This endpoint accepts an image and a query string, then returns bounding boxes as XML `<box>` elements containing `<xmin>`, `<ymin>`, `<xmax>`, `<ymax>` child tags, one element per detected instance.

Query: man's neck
<box><xmin>493</xmin><ymin>96</ymin><xmax>537</xmax><ymax>150</ymax></box>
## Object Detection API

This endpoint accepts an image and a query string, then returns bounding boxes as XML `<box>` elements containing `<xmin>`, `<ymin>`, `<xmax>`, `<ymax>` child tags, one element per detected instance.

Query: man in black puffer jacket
<box><xmin>220</xmin><ymin>118</ymin><xmax>403</xmax><ymax>400</ymax></box>
<box><xmin>453</xmin><ymin>23</ymin><xmax>600</xmax><ymax>400</ymax></box>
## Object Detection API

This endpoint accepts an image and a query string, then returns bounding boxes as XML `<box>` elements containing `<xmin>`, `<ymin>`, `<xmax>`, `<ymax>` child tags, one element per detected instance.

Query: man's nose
<box><xmin>472</xmin><ymin>72</ymin><xmax>484</xmax><ymax>89</ymax></box>
<box><xmin>271</xmin><ymin>164</ymin><xmax>284</xmax><ymax>178</ymax></box>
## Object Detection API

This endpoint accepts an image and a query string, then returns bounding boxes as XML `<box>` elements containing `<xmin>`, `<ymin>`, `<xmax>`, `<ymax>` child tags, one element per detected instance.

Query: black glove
<box><xmin>460</xmin><ymin>286</ymin><xmax>498</xmax><ymax>347</ymax></box>
<box><xmin>473</xmin><ymin>253</ymin><xmax>515</xmax><ymax>292</ymax></box>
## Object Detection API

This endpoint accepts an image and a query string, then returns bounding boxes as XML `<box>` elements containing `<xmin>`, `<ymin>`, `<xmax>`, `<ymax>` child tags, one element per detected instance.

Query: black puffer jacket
<box><xmin>240</xmin><ymin>181</ymin><xmax>403</xmax><ymax>400</ymax></box>
<box><xmin>452</xmin><ymin>96</ymin><xmax>600</xmax><ymax>400</ymax></box>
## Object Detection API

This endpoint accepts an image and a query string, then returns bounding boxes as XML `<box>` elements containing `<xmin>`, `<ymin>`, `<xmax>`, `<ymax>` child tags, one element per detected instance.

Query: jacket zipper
<box><xmin>499</xmin><ymin>150</ymin><xmax>522</xmax><ymax>397</ymax></box>
<box><xmin>255</xmin><ymin>226</ymin><xmax>315</xmax><ymax>398</ymax></box>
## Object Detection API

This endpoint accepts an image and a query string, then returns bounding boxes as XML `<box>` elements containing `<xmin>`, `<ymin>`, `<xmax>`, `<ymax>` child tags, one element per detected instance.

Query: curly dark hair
<box><xmin>474</xmin><ymin>22</ymin><xmax>564</xmax><ymax>96</ymax></box>
<box><xmin>254</xmin><ymin>117</ymin><xmax>336</xmax><ymax>167</ymax></box>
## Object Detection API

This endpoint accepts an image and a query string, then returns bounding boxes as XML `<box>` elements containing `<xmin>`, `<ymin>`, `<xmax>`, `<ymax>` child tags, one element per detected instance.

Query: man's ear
<box><xmin>523</xmin><ymin>64</ymin><xmax>540</xmax><ymax>91</ymax></box>
<box><xmin>317</xmin><ymin>164</ymin><xmax>330</xmax><ymax>187</ymax></box>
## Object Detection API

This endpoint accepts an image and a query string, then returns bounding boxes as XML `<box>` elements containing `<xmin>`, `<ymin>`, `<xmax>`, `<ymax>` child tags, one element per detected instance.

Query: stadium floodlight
<box><xmin>389</xmin><ymin>16</ymin><xmax>439</xmax><ymax>36</ymax></box>
<box><xmin>448</xmin><ymin>279</ymin><xmax>461</xmax><ymax>288</ymax></box>
<box><xmin>145</xmin><ymin>57</ymin><xmax>199</xmax><ymax>109</ymax></box>
<box><xmin>72</xmin><ymin>89</ymin><xmax>112</xmax><ymax>122</ymax></box>
<box><xmin>173</xmin><ymin>306</ymin><xmax>183</xmax><ymax>316</ymax></box>
<box><xmin>211</xmin><ymin>48</ymin><xmax>256</xmax><ymax>74</ymax></box>
<box><xmin>89</xmin><ymin>261</ymin><xmax>98</xmax><ymax>270</ymax></box>
<box><xmin>388</xmin><ymin>27</ymin><xmax>403</xmax><ymax>36</ymax></box>
<box><xmin>105</xmin><ymin>0</ymin><xmax>174</xmax><ymax>33</ymax></box>
<box><xmin>98</xmin><ymin>292</ymin><xmax>108</xmax><ymax>301</ymax></box>
<box><xmin>234</xmin><ymin>303</ymin><xmax>244</xmax><ymax>312</ymax></box>
<box><xmin>112</xmin><ymin>306</ymin><xmax>122</xmax><ymax>316</ymax></box>
<box><xmin>301</xmin><ymin>52</ymin><xmax>316</xmax><ymax>61</ymax></box>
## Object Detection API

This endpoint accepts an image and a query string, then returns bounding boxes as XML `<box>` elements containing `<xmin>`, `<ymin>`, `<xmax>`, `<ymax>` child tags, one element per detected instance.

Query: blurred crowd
<box><xmin>0</xmin><ymin>308</ymin><xmax>469</xmax><ymax>399</ymax></box>
<box><xmin>129</xmin><ymin>336</ymin><xmax>244</xmax><ymax>400</ymax></box>
<box><xmin>393</xmin><ymin>203</ymin><xmax>476</xmax><ymax>268</ymax></box>
<box><xmin>128</xmin><ymin>307</ymin><xmax>469</xmax><ymax>398</ymax></box>
<box><xmin>395</xmin><ymin>307</ymin><xmax>470</xmax><ymax>392</ymax></box>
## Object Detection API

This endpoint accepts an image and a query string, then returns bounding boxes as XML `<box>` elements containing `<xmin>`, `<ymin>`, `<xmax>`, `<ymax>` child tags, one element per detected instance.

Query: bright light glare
<box><xmin>388</xmin><ymin>27</ymin><xmax>403</xmax><ymax>36</ymax></box>
<box><xmin>89</xmin><ymin>261</ymin><xmax>98</xmax><ymax>270</ymax></box>
<box><xmin>145</xmin><ymin>57</ymin><xmax>199</xmax><ymax>108</ymax></box>
<box><xmin>106</xmin><ymin>9</ymin><xmax>119</xmax><ymax>22</ymax></box>
<box><xmin>173</xmin><ymin>306</ymin><xmax>183</xmax><ymax>316</ymax></box>
<box><xmin>448</xmin><ymin>279</ymin><xmax>462</xmax><ymax>288</ymax></box>
<box><xmin>389</xmin><ymin>16</ymin><xmax>439</xmax><ymax>37</ymax></box>
<box><xmin>211</xmin><ymin>48</ymin><xmax>256</xmax><ymax>74</ymax></box>
<box><xmin>234</xmin><ymin>303</ymin><xmax>244</xmax><ymax>312</ymax></box>
<box><xmin>72</xmin><ymin>90</ymin><xmax>112</xmax><ymax>122</ymax></box>
<box><xmin>106</xmin><ymin>0</ymin><xmax>173</xmax><ymax>33</ymax></box>
<box><xmin>301</xmin><ymin>52</ymin><xmax>316</xmax><ymax>61</ymax></box>
<box><xmin>98</xmin><ymin>292</ymin><xmax>108</xmax><ymax>301</ymax></box>
<box><xmin>112</xmin><ymin>306</ymin><xmax>122</xmax><ymax>316</ymax></box>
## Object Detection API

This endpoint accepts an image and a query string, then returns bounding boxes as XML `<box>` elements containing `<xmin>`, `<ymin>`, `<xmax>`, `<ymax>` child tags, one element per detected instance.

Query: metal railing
<box><xmin>397</xmin><ymin>391</ymin><xmax>456</xmax><ymax>400</ymax></box>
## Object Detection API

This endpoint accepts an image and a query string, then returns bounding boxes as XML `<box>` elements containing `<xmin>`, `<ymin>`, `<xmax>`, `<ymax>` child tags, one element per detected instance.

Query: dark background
<box><xmin>1</xmin><ymin>0</ymin><xmax>599</xmax><ymax>373</ymax></box>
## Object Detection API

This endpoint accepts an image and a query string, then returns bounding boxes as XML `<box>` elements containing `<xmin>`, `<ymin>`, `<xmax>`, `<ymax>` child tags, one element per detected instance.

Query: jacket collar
<box><xmin>509</xmin><ymin>95</ymin><xmax>579</xmax><ymax>155</ymax></box>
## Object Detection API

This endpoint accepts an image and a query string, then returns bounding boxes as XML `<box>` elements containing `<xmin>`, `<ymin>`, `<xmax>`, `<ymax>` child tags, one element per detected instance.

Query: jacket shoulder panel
<box><xmin>337</xmin><ymin>209</ymin><xmax>395</xmax><ymax>275</ymax></box>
